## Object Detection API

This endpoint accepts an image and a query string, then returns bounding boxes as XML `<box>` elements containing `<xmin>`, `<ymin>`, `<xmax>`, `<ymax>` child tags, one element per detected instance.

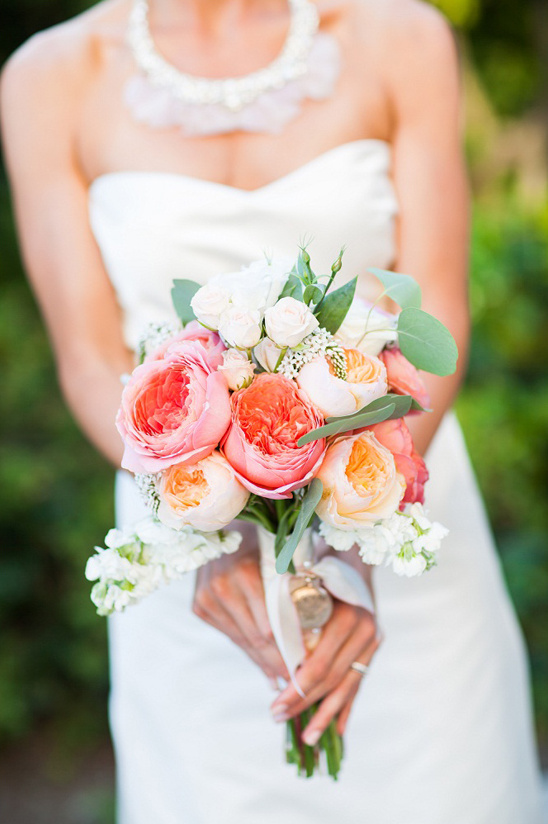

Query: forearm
<box><xmin>59</xmin><ymin>352</ymin><xmax>133</xmax><ymax>467</ymax></box>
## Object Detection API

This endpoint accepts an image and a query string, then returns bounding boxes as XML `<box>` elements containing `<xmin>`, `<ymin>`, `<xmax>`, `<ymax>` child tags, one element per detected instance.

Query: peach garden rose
<box><xmin>368</xmin><ymin>418</ymin><xmax>429</xmax><ymax>506</ymax></box>
<box><xmin>157</xmin><ymin>451</ymin><xmax>250</xmax><ymax>531</ymax></box>
<box><xmin>296</xmin><ymin>348</ymin><xmax>388</xmax><ymax>418</ymax></box>
<box><xmin>315</xmin><ymin>431</ymin><xmax>405</xmax><ymax>529</ymax></box>
<box><xmin>221</xmin><ymin>373</ymin><xmax>326</xmax><ymax>499</ymax></box>
<box><xmin>117</xmin><ymin>340</ymin><xmax>231</xmax><ymax>474</ymax></box>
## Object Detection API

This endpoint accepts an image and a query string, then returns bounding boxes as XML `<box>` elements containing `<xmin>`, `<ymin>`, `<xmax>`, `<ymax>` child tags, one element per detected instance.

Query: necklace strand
<box><xmin>128</xmin><ymin>0</ymin><xmax>320</xmax><ymax>112</ymax></box>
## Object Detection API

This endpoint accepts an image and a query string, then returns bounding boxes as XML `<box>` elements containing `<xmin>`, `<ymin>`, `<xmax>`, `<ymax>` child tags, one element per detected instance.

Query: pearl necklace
<box><xmin>125</xmin><ymin>0</ymin><xmax>341</xmax><ymax>136</ymax></box>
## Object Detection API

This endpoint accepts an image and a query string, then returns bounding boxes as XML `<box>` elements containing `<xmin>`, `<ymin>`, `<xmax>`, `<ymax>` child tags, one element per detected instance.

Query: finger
<box><xmin>301</xmin><ymin>675</ymin><xmax>362</xmax><ymax>747</ymax></box>
<box><xmin>272</xmin><ymin>607</ymin><xmax>377</xmax><ymax>716</ymax></box>
<box><xmin>336</xmin><ymin>695</ymin><xmax>355</xmax><ymax>736</ymax></box>
<box><xmin>286</xmin><ymin>632</ymin><xmax>379</xmax><ymax>719</ymax></box>
<box><xmin>271</xmin><ymin>603</ymin><xmax>361</xmax><ymax>711</ymax></box>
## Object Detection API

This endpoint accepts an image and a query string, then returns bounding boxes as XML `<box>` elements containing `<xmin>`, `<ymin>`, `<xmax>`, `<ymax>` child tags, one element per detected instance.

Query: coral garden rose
<box><xmin>117</xmin><ymin>341</ymin><xmax>231</xmax><ymax>474</ymax></box>
<box><xmin>157</xmin><ymin>451</ymin><xmax>250</xmax><ymax>531</ymax></box>
<box><xmin>379</xmin><ymin>347</ymin><xmax>430</xmax><ymax>409</ymax></box>
<box><xmin>147</xmin><ymin>321</ymin><xmax>226</xmax><ymax>368</ymax></box>
<box><xmin>315</xmin><ymin>431</ymin><xmax>405</xmax><ymax>529</ymax></box>
<box><xmin>221</xmin><ymin>373</ymin><xmax>326</xmax><ymax>499</ymax></box>
<box><xmin>335</xmin><ymin>298</ymin><xmax>398</xmax><ymax>356</ymax></box>
<box><xmin>296</xmin><ymin>348</ymin><xmax>387</xmax><ymax>418</ymax></box>
<box><xmin>368</xmin><ymin>418</ymin><xmax>429</xmax><ymax>505</ymax></box>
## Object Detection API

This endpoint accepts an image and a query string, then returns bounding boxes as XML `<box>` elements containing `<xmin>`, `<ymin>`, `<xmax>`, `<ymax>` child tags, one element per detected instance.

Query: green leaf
<box><xmin>297</xmin><ymin>398</ymin><xmax>397</xmax><ymax>445</ymax></box>
<box><xmin>274</xmin><ymin>506</ymin><xmax>294</xmax><ymax>557</ymax></box>
<box><xmin>397</xmin><ymin>308</ymin><xmax>458</xmax><ymax>376</ymax></box>
<box><xmin>303</xmin><ymin>284</ymin><xmax>324</xmax><ymax>305</ymax></box>
<box><xmin>369</xmin><ymin>268</ymin><xmax>422</xmax><ymax>309</ymax></box>
<box><xmin>275</xmin><ymin>479</ymin><xmax>323</xmax><ymax>574</ymax></box>
<box><xmin>314</xmin><ymin>277</ymin><xmax>357</xmax><ymax>334</ymax></box>
<box><xmin>171</xmin><ymin>279</ymin><xmax>201</xmax><ymax>325</ymax></box>
<box><xmin>279</xmin><ymin>273</ymin><xmax>304</xmax><ymax>301</ymax></box>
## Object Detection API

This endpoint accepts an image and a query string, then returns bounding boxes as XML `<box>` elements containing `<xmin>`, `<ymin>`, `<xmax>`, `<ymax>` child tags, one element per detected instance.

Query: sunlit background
<box><xmin>0</xmin><ymin>0</ymin><xmax>547</xmax><ymax>821</ymax></box>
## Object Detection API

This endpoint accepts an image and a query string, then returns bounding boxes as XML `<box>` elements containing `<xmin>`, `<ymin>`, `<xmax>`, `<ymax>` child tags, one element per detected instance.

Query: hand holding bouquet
<box><xmin>87</xmin><ymin>247</ymin><xmax>457</xmax><ymax>777</ymax></box>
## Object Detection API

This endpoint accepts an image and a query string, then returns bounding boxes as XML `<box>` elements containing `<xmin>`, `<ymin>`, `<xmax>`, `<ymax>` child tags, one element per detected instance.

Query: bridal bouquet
<box><xmin>86</xmin><ymin>248</ymin><xmax>457</xmax><ymax>778</ymax></box>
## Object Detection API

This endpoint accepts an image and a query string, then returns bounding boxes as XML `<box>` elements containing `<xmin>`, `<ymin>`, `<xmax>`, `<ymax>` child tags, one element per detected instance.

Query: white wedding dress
<box><xmin>89</xmin><ymin>140</ymin><xmax>545</xmax><ymax>824</ymax></box>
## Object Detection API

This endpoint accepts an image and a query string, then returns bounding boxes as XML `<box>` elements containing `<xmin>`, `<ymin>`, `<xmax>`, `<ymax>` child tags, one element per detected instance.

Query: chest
<box><xmin>77</xmin><ymin>12</ymin><xmax>390</xmax><ymax>187</ymax></box>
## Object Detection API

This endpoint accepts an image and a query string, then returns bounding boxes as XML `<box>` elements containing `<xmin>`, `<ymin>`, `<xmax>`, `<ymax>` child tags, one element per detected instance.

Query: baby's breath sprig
<box><xmin>136</xmin><ymin>321</ymin><xmax>181</xmax><ymax>363</ymax></box>
<box><xmin>277</xmin><ymin>328</ymin><xmax>347</xmax><ymax>381</ymax></box>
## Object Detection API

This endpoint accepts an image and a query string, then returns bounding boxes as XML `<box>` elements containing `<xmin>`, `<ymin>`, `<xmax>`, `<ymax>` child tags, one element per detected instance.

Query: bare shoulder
<box><xmin>343</xmin><ymin>0</ymin><xmax>458</xmax><ymax>81</ymax></box>
<box><xmin>1</xmin><ymin>0</ymin><xmax>126</xmax><ymax>116</ymax></box>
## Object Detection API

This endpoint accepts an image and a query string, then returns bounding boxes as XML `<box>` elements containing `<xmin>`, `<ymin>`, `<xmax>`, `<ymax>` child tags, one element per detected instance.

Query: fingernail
<box><xmin>273</xmin><ymin>712</ymin><xmax>289</xmax><ymax>723</ymax></box>
<box><xmin>302</xmin><ymin>728</ymin><xmax>321</xmax><ymax>747</ymax></box>
<box><xmin>271</xmin><ymin>702</ymin><xmax>288</xmax><ymax>718</ymax></box>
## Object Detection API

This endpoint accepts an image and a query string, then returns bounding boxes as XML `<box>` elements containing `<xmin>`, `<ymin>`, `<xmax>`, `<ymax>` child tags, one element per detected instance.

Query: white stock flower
<box><xmin>319</xmin><ymin>504</ymin><xmax>448</xmax><ymax>578</ymax></box>
<box><xmin>336</xmin><ymin>298</ymin><xmax>398</xmax><ymax>356</ymax></box>
<box><xmin>264</xmin><ymin>296</ymin><xmax>319</xmax><ymax>348</ymax></box>
<box><xmin>218</xmin><ymin>306</ymin><xmax>262</xmax><ymax>348</ymax></box>
<box><xmin>86</xmin><ymin>516</ymin><xmax>244</xmax><ymax>615</ymax></box>
<box><xmin>218</xmin><ymin>348</ymin><xmax>256</xmax><ymax>390</ymax></box>
<box><xmin>190</xmin><ymin>282</ymin><xmax>231</xmax><ymax>329</ymax></box>
<box><xmin>254</xmin><ymin>337</ymin><xmax>284</xmax><ymax>372</ymax></box>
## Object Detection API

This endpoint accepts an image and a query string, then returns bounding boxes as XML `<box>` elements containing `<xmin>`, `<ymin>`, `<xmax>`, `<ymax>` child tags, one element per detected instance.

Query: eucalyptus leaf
<box><xmin>275</xmin><ymin>479</ymin><xmax>323</xmax><ymax>574</ymax></box>
<box><xmin>303</xmin><ymin>284</ymin><xmax>324</xmax><ymax>305</ymax></box>
<box><xmin>314</xmin><ymin>277</ymin><xmax>357</xmax><ymax>334</ymax></box>
<box><xmin>279</xmin><ymin>273</ymin><xmax>304</xmax><ymax>301</ymax></box>
<box><xmin>397</xmin><ymin>308</ymin><xmax>458</xmax><ymax>376</ymax></box>
<box><xmin>171</xmin><ymin>279</ymin><xmax>201</xmax><ymax>325</ymax></box>
<box><xmin>297</xmin><ymin>399</ymin><xmax>397</xmax><ymax>445</ymax></box>
<box><xmin>369</xmin><ymin>268</ymin><xmax>422</xmax><ymax>309</ymax></box>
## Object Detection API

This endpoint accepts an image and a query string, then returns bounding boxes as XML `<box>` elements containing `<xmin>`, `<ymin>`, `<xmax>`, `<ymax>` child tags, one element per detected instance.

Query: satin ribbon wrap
<box><xmin>258</xmin><ymin>527</ymin><xmax>375</xmax><ymax>696</ymax></box>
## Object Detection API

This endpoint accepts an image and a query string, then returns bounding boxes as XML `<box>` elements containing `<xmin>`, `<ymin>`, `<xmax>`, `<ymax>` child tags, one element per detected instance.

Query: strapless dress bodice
<box><xmin>88</xmin><ymin>139</ymin><xmax>398</xmax><ymax>350</ymax></box>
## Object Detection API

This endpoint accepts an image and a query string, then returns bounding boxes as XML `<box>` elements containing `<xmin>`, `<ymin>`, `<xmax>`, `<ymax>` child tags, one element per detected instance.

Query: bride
<box><xmin>1</xmin><ymin>0</ymin><xmax>545</xmax><ymax>821</ymax></box>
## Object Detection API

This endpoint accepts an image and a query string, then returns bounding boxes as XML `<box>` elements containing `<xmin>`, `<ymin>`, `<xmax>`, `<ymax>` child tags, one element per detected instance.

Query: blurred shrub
<box><xmin>457</xmin><ymin>201</ymin><xmax>548</xmax><ymax>733</ymax></box>
<box><xmin>0</xmin><ymin>182</ymin><xmax>113</xmax><ymax>745</ymax></box>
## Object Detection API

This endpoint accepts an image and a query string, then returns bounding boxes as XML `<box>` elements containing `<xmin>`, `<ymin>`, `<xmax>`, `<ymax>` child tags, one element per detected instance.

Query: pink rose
<box><xmin>379</xmin><ymin>347</ymin><xmax>430</xmax><ymax>410</ymax></box>
<box><xmin>147</xmin><ymin>321</ymin><xmax>226</xmax><ymax>368</ymax></box>
<box><xmin>117</xmin><ymin>341</ymin><xmax>231</xmax><ymax>473</ymax></box>
<box><xmin>368</xmin><ymin>418</ymin><xmax>429</xmax><ymax>505</ymax></box>
<box><xmin>221</xmin><ymin>373</ymin><xmax>326</xmax><ymax>499</ymax></box>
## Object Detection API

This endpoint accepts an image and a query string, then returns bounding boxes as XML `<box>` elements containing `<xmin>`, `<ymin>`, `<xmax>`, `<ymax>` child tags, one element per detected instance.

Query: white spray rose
<box><xmin>191</xmin><ymin>282</ymin><xmax>231</xmax><ymax>329</ymax></box>
<box><xmin>218</xmin><ymin>306</ymin><xmax>262</xmax><ymax>348</ymax></box>
<box><xmin>264</xmin><ymin>296</ymin><xmax>319</xmax><ymax>348</ymax></box>
<box><xmin>218</xmin><ymin>349</ymin><xmax>256</xmax><ymax>390</ymax></box>
<box><xmin>254</xmin><ymin>337</ymin><xmax>284</xmax><ymax>372</ymax></box>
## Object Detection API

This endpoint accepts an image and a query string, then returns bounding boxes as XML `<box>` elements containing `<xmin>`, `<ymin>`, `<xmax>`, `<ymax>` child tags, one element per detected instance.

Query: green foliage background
<box><xmin>0</xmin><ymin>0</ymin><xmax>547</xmax><ymax>763</ymax></box>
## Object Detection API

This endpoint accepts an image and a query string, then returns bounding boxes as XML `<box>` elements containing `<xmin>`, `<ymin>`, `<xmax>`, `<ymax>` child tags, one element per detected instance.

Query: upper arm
<box><xmin>0</xmin><ymin>30</ymin><xmax>130</xmax><ymax>379</ymax></box>
<box><xmin>386</xmin><ymin>3</ymin><xmax>470</xmax><ymax>351</ymax></box>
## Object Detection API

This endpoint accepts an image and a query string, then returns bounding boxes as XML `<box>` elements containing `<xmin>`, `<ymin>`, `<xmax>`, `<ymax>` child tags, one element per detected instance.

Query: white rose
<box><xmin>218</xmin><ymin>348</ymin><xmax>256</xmax><ymax>390</ymax></box>
<box><xmin>218</xmin><ymin>306</ymin><xmax>262</xmax><ymax>348</ymax></box>
<box><xmin>264</xmin><ymin>296</ymin><xmax>319</xmax><ymax>348</ymax></box>
<box><xmin>336</xmin><ymin>298</ymin><xmax>398</xmax><ymax>356</ymax></box>
<box><xmin>243</xmin><ymin>257</ymin><xmax>293</xmax><ymax>310</ymax></box>
<box><xmin>190</xmin><ymin>282</ymin><xmax>231</xmax><ymax>328</ymax></box>
<box><xmin>254</xmin><ymin>337</ymin><xmax>284</xmax><ymax>372</ymax></box>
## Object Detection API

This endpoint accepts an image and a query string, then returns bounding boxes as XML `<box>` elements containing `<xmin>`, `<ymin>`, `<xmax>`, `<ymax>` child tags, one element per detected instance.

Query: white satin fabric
<box><xmin>89</xmin><ymin>140</ymin><xmax>545</xmax><ymax>824</ymax></box>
